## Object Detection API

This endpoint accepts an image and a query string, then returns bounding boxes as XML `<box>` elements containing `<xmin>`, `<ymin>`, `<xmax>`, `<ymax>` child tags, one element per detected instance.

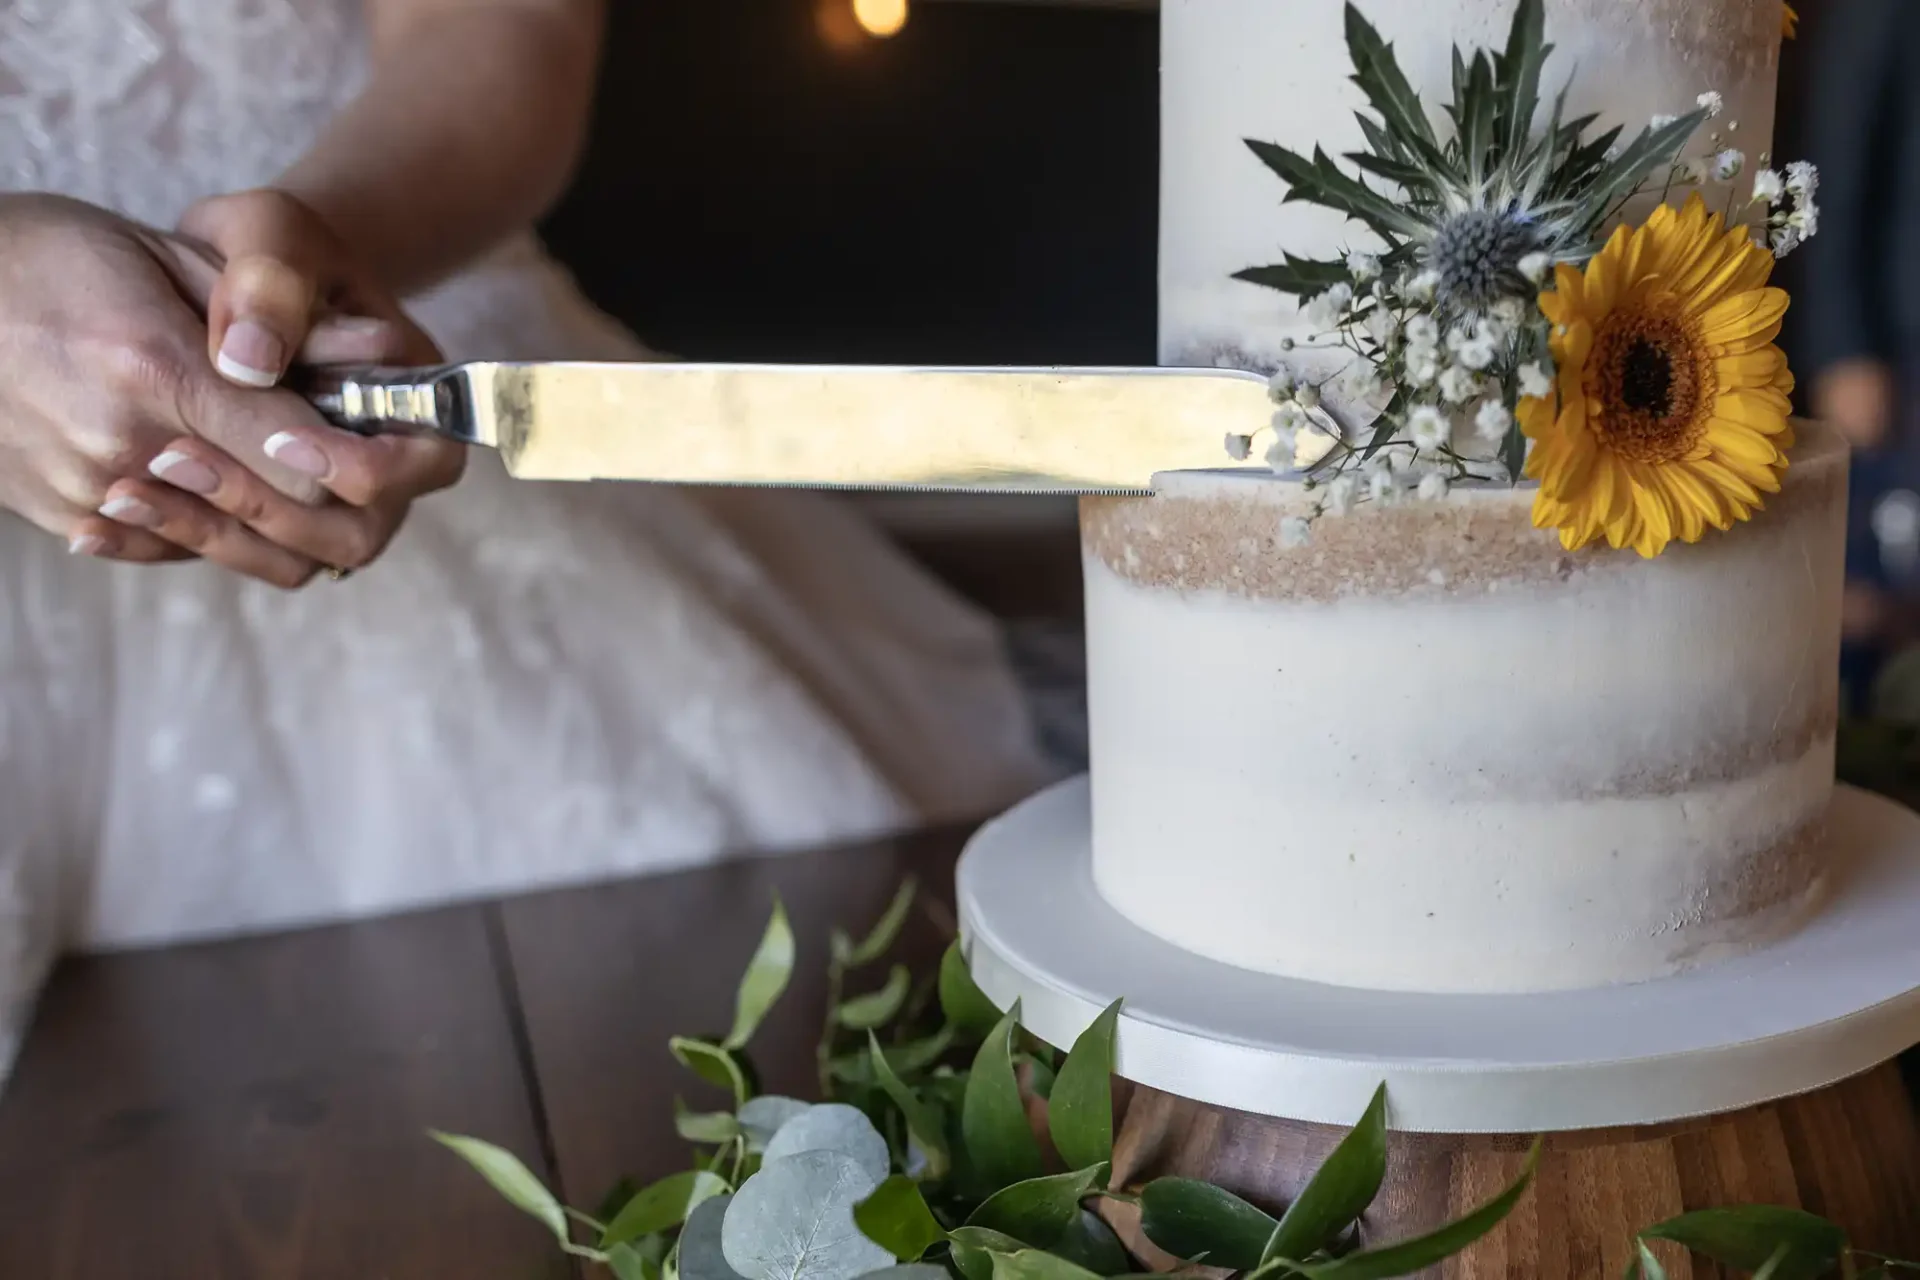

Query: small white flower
<box><xmin>1404</xmin><ymin>314</ymin><xmax>1441</xmax><ymax>351</ymax></box>
<box><xmin>1294</xmin><ymin>382</ymin><xmax>1322</xmax><ymax>410</ymax></box>
<box><xmin>1266</xmin><ymin>437</ymin><xmax>1296</xmax><ymax>473</ymax></box>
<box><xmin>1788</xmin><ymin>200</ymin><xmax>1820</xmax><ymax>238</ymax></box>
<box><xmin>1351</xmin><ymin>368</ymin><xmax>1388</xmax><ymax>402</ymax></box>
<box><xmin>1405</xmin><ymin>269</ymin><xmax>1441</xmax><ymax>304</ymax></box>
<box><xmin>1367</xmin><ymin>467</ymin><xmax>1400</xmax><ymax>504</ymax></box>
<box><xmin>1710</xmin><ymin>149</ymin><xmax>1746</xmax><ymax>182</ymax></box>
<box><xmin>1225</xmin><ymin>433</ymin><xmax>1252</xmax><ymax>461</ymax></box>
<box><xmin>1490</xmin><ymin>297</ymin><xmax>1528</xmax><ymax>330</ymax></box>
<box><xmin>1346</xmin><ymin>251</ymin><xmax>1382</xmax><ymax>283</ymax></box>
<box><xmin>1364</xmin><ymin>308</ymin><xmax>1399</xmax><ymax>348</ymax></box>
<box><xmin>1456</xmin><ymin>337</ymin><xmax>1498</xmax><ymax>372</ymax></box>
<box><xmin>1518</xmin><ymin>252</ymin><xmax>1554</xmax><ymax>286</ymax></box>
<box><xmin>1770</xmin><ymin>225</ymin><xmax>1803</xmax><ymax>258</ymax></box>
<box><xmin>1474</xmin><ymin>399</ymin><xmax>1513</xmax><ymax>441</ymax></box>
<box><xmin>1302</xmin><ymin>283</ymin><xmax>1354</xmax><ymax>332</ymax></box>
<box><xmin>1279</xmin><ymin>516</ymin><xmax>1311</xmax><ymax>548</ymax></box>
<box><xmin>1266</xmin><ymin>368</ymin><xmax>1296</xmax><ymax>402</ymax></box>
<box><xmin>1696</xmin><ymin>91</ymin><xmax>1725</xmax><ymax>118</ymax></box>
<box><xmin>1407</xmin><ymin>404</ymin><xmax>1451</xmax><ymax>452</ymax></box>
<box><xmin>1404</xmin><ymin>346</ymin><xmax>1442</xmax><ymax>387</ymax></box>
<box><xmin>1650</xmin><ymin>113</ymin><xmax>1679</xmax><ymax>131</ymax></box>
<box><xmin>1326</xmin><ymin>474</ymin><xmax>1358</xmax><ymax>517</ymax></box>
<box><xmin>1417</xmin><ymin>470</ymin><xmax>1450</xmax><ymax>502</ymax></box>
<box><xmin>1752</xmin><ymin>168</ymin><xmax>1785</xmax><ymax>204</ymax></box>
<box><xmin>1439</xmin><ymin>364</ymin><xmax>1481</xmax><ymax>405</ymax></box>
<box><xmin>1518</xmin><ymin>361</ymin><xmax>1555</xmax><ymax>399</ymax></box>
<box><xmin>1786</xmin><ymin>160</ymin><xmax>1819</xmax><ymax>197</ymax></box>
<box><xmin>1272</xmin><ymin>401</ymin><xmax>1309</xmax><ymax>434</ymax></box>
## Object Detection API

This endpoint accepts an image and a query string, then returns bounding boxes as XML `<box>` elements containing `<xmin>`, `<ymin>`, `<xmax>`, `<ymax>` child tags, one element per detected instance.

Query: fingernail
<box><xmin>100</xmin><ymin>495</ymin><xmax>160</xmax><ymax>528</ymax></box>
<box><xmin>216</xmin><ymin>319</ymin><xmax>284</xmax><ymax>387</ymax></box>
<box><xmin>149</xmin><ymin>450</ymin><xmax>220</xmax><ymax>495</ymax></box>
<box><xmin>68</xmin><ymin>533</ymin><xmax>106</xmax><ymax>556</ymax></box>
<box><xmin>264</xmin><ymin>431</ymin><xmax>329</xmax><ymax>478</ymax></box>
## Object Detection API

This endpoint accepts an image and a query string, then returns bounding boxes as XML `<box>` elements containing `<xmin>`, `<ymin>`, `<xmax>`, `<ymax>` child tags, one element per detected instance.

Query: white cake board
<box><xmin>956</xmin><ymin>777</ymin><xmax>1920</xmax><ymax>1134</ymax></box>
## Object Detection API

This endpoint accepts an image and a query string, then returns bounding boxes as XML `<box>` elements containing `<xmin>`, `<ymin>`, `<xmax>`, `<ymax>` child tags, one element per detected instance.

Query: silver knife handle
<box><xmin>291</xmin><ymin>364</ymin><xmax>481</xmax><ymax>442</ymax></box>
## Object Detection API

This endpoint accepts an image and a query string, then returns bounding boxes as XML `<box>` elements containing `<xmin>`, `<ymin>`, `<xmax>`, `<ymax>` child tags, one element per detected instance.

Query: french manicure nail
<box><xmin>149</xmin><ymin>450</ymin><xmax>220</xmax><ymax>495</ymax></box>
<box><xmin>264</xmin><ymin>431</ymin><xmax>330</xmax><ymax>478</ymax></box>
<box><xmin>100</xmin><ymin>495</ymin><xmax>160</xmax><ymax>528</ymax></box>
<box><xmin>216</xmin><ymin>319</ymin><xmax>284</xmax><ymax>387</ymax></box>
<box><xmin>68</xmin><ymin>533</ymin><xmax>106</xmax><ymax>556</ymax></box>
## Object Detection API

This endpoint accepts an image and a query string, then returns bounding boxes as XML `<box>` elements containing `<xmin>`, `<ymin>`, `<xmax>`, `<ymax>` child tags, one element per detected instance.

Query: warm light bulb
<box><xmin>851</xmin><ymin>0</ymin><xmax>908</xmax><ymax>37</ymax></box>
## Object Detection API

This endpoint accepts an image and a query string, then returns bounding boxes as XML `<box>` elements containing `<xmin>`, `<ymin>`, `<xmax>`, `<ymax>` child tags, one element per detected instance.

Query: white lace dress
<box><xmin>0</xmin><ymin>0</ymin><xmax>1056</xmax><ymax>1075</ymax></box>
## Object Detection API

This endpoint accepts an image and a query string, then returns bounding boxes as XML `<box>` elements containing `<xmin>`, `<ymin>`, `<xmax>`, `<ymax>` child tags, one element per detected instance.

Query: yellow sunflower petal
<box><xmin>1711</xmin><ymin>388</ymin><xmax>1792</xmax><ymax>435</ymax></box>
<box><xmin>1700</xmin><ymin>288</ymin><xmax>1789</xmax><ymax>348</ymax></box>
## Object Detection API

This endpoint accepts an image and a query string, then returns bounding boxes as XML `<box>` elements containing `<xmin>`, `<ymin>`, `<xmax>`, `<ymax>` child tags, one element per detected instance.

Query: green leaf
<box><xmin>1639</xmin><ymin>1207</ymin><xmax>1848</xmax><ymax>1280</ymax></box>
<box><xmin>1138</xmin><ymin>1178</ymin><xmax>1278</xmax><ymax>1270</ymax></box>
<box><xmin>961</xmin><ymin>1005</ymin><xmax>1045</xmax><ymax>1188</ymax></box>
<box><xmin>1245</xmin><ymin>140</ymin><xmax>1425</xmax><ymax>242</ymax></box>
<box><xmin>1343</xmin><ymin>150</ymin><xmax>1433</xmax><ymax>191</ymax></box>
<box><xmin>602</xmin><ymin>1171</ymin><xmax>731</xmax><ymax>1250</ymax></box>
<box><xmin>940</xmin><ymin>942</ymin><xmax>1004</xmax><ymax>1038</ymax></box>
<box><xmin>677</xmin><ymin>1100</ymin><xmax>743</xmax><ymax>1145</ymax></box>
<box><xmin>1263</xmin><ymin>1084</ymin><xmax>1388</xmax><ymax>1263</ymax></box>
<box><xmin>840</xmin><ymin>965</ymin><xmax>914</xmax><ymax>1031</ymax></box>
<box><xmin>1051</xmin><ymin>1208</ymin><xmax>1136</xmax><ymax>1277</ymax></box>
<box><xmin>1571</xmin><ymin>109</ymin><xmax>1707</xmax><ymax>228</ymax></box>
<box><xmin>1460</xmin><ymin>52</ymin><xmax>1498</xmax><ymax>183</ymax></box>
<box><xmin>967</xmin><ymin>1165</ymin><xmax>1107</xmax><ymax>1246</ymax></box>
<box><xmin>671</xmin><ymin>1037</ymin><xmax>749</xmax><ymax>1106</ymax></box>
<box><xmin>1049</xmin><ymin>1000</ymin><xmax>1122</xmax><ymax>1175</ymax></box>
<box><xmin>868</xmin><ymin>1030</ymin><xmax>950</xmax><ymax>1181</ymax></box>
<box><xmin>828</xmin><ymin>1028</ymin><xmax>957</xmax><ymax>1086</ymax></box>
<box><xmin>1494</xmin><ymin>0</ymin><xmax>1547</xmax><ymax>159</ymax></box>
<box><xmin>721</xmin><ymin>1150</ymin><xmax>894</xmax><ymax>1280</ymax></box>
<box><xmin>430</xmin><ymin>1132</ymin><xmax>568</xmax><ymax>1247</ymax></box>
<box><xmin>847</xmin><ymin>878</ymin><xmax>919</xmax><ymax>968</ymax></box>
<box><xmin>1297</xmin><ymin>1138</ymin><xmax>1541</xmax><ymax>1279</ymax></box>
<box><xmin>724</xmin><ymin>897</ymin><xmax>796</xmax><ymax>1050</ymax></box>
<box><xmin>1754</xmin><ymin>1244</ymin><xmax>1798</xmax><ymax>1280</ymax></box>
<box><xmin>1018</xmin><ymin>1054</ymin><xmax>1057</xmax><ymax>1103</ymax></box>
<box><xmin>1232</xmin><ymin>255</ymin><xmax>1353</xmax><ymax>298</ymax></box>
<box><xmin>1343</xmin><ymin>2</ymin><xmax>1435</xmax><ymax>147</ymax></box>
<box><xmin>854</xmin><ymin>1175</ymin><xmax>947</xmax><ymax>1262</ymax></box>
<box><xmin>608</xmin><ymin>1243</ymin><xmax>660</xmax><ymax>1280</ymax></box>
<box><xmin>949</xmin><ymin>1227</ymin><xmax>1027</xmax><ymax>1280</ymax></box>
<box><xmin>990</xmin><ymin>1250</ymin><xmax>1107</xmax><ymax>1280</ymax></box>
<box><xmin>1629</xmin><ymin>1241</ymin><xmax>1671</xmax><ymax>1280</ymax></box>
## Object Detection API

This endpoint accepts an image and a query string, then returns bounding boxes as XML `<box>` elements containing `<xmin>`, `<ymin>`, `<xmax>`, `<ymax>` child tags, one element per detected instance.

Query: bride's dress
<box><xmin>0</xmin><ymin>0</ymin><xmax>1057</xmax><ymax>1072</ymax></box>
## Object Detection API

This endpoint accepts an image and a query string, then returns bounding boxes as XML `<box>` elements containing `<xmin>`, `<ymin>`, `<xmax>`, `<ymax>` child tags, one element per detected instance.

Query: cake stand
<box><xmin>956</xmin><ymin>777</ymin><xmax>1920</xmax><ymax>1269</ymax></box>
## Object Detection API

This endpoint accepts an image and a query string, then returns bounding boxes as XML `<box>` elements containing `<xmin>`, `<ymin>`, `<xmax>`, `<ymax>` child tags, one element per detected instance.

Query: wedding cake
<box><xmin>1087</xmin><ymin>0</ymin><xmax>1836</xmax><ymax>993</ymax></box>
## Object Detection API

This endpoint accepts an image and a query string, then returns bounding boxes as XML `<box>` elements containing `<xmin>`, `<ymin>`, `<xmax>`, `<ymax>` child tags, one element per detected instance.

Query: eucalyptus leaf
<box><xmin>739</xmin><ymin>1096</ymin><xmax>812</xmax><ymax>1154</ymax></box>
<box><xmin>1639</xmin><ymin>1207</ymin><xmax>1848</xmax><ymax>1280</ymax></box>
<box><xmin>1049</xmin><ymin>1000</ymin><xmax>1122</xmax><ymax>1175</ymax></box>
<box><xmin>1051</xmin><ymin>1208</ymin><xmax>1135</xmax><ymax>1277</ymax></box>
<box><xmin>603</xmin><ymin>1171</ymin><xmax>731</xmax><ymax>1250</ymax></box>
<box><xmin>681</xmin><ymin>1196</ymin><xmax>750</xmax><ymax>1280</ymax></box>
<box><xmin>868</xmin><ymin>1030</ymin><xmax>950</xmax><ymax>1181</ymax></box>
<box><xmin>1262</xmin><ymin>1084</ymin><xmax>1387</xmax><ymax>1263</ymax></box>
<box><xmin>859</xmin><ymin>1267</ymin><xmax>950</xmax><ymax>1280</ymax></box>
<box><xmin>725</xmin><ymin>898</ymin><xmax>796</xmax><ymax>1050</ymax></box>
<box><xmin>961</xmin><ymin>1005</ymin><xmax>1045</xmax><ymax>1189</ymax></box>
<box><xmin>966</xmin><ymin>1165</ymin><xmax>1107</xmax><ymax>1246</ymax></box>
<box><xmin>672</xmin><ymin>1037</ymin><xmax>749</xmax><ymax>1105</ymax></box>
<box><xmin>853</xmin><ymin>1175</ymin><xmax>947</xmax><ymax>1262</ymax></box>
<box><xmin>1138</xmin><ymin>1178</ymin><xmax>1277</xmax><ymax>1270</ymax></box>
<box><xmin>949</xmin><ymin>1227</ymin><xmax>1027</xmax><ymax>1280</ymax></box>
<box><xmin>430</xmin><ymin>1131</ymin><xmax>568</xmax><ymax>1247</ymax></box>
<box><xmin>763</xmin><ymin>1103</ymin><xmax>892</xmax><ymax>1186</ymax></box>
<box><xmin>846</xmin><ymin>879</ymin><xmax>919</xmax><ymax>968</ymax></box>
<box><xmin>988</xmin><ymin>1249</ymin><xmax>1107</xmax><ymax>1280</ymax></box>
<box><xmin>1297</xmin><ymin>1139</ymin><xmax>1541</xmax><ymax>1279</ymax></box>
<box><xmin>839</xmin><ymin>966</ymin><xmax>913</xmax><ymax>1031</ymax></box>
<box><xmin>721</xmin><ymin>1151</ymin><xmax>894</xmax><ymax>1280</ymax></box>
<box><xmin>678</xmin><ymin>1101</ymin><xmax>744</xmax><ymax>1145</ymax></box>
<box><xmin>939</xmin><ymin>943</ymin><xmax>1003</xmax><ymax>1037</ymax></box>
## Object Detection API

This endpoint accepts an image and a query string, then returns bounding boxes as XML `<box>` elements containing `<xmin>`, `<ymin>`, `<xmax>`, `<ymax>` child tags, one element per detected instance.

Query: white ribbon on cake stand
<box><xmin>957</xmin><ymin>776</ymin><xmax>1920</xmax><ymax>1133</ymax></box>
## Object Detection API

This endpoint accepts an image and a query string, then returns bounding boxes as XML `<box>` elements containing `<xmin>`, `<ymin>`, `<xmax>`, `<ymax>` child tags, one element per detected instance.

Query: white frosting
<box><xmin>1085</xmin><ymin>434</ymin><xmax>1846</xmax><ymax>993</ymax></box>
<box><xmin>1160</xmin><ymin>0</ymin><xmax>1782</xmax><ymax>370</ymax></box>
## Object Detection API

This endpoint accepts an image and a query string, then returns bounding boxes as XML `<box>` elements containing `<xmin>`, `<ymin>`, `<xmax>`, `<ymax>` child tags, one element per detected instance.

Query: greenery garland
<box><xmin>435</xmin><ymin>880</ymin><xmax>1914</xmax><ymax>1280</ymax></box>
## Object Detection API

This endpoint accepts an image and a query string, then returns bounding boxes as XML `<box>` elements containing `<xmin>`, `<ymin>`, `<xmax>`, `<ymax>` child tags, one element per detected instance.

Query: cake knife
<box><xmin>291</xmin><ymin>362</ymin><xmax>1278</xmax><ymax>494</ymax></box>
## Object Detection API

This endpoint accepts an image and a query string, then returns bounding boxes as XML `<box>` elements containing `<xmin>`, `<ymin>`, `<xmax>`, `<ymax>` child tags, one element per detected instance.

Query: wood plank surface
<box><xmin>497</xmin><ymin>828</ymin><xmax>967</xmax><ymax>1211</ymax></box>
<box><xmin>0</xmin><ymin>903</ymin><xmax>566</xmax><ymax>1280</ymax></box>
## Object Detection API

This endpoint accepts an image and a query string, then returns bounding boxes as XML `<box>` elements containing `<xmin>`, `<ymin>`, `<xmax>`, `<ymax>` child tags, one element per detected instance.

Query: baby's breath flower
<box><xmin>1351</xmin><ymin>367</ymin><xmax>1388</xmax><ymax>402</ymax></box>
<box><xmin>1518</xmin><ymin>252</ymin><xmax>1553</xmax><ymax>286</ymax></box>
<box><xmin>1326</xmin><ymin>474</ymin><xmax>1358</xmax><ymax>517</ymax></box>
<box><xmin>1294</xmin><ymin>382</ymin><xmax>1322</xmax><ymax>411</ymax></box>
<box><xmin>1405</xmin><ymin>269</ymin><xmax>1441</xmax><ymax>304</ymax></box>
<box><xmin>1367</xmin><ymin>467</ymin><xmax>1400</xmax><ymax>504</ymax></box>
<box><xmin>1266</xmin><ymin>437</ymin><xmax>1297</xmax><ymax>474</ymax></box>
<box><xmin>1405</xmin><ymin>346</ymin><xmax>1442</xmax><ymax>387</ymax></box>
<box><xmin>1518</xmin><ymin>361</ymin><xmax>1555</xmax><ymax>399</ymax></box>
<box><xmin>1364</xmin><ymin>308</ymin><xmax>1400</xmax><ymax>348</ymax></box>
<box><xmin>1346</xmin><ymin>251</ymin><xmax>1382</xmax><ymax>283</ymax></box>
<box><xmin>1267</xmin><ymin>368</ymin><xmax>1296</xmax><ymax>402</ymax></box>
<box><xmin>1273</xmin><ymin>401</ymin><xmax>1309</xmax><ymax>433</ymax></box>
<box><xmin>1786</xmin><ymin>160</ymin><xmax>1819</xmax><ymax>197</ymax></box>
<box><xmin>1417</xmin><ymin>470</ymin><xmax>1451</xmax><ymax>502</ymax></box>
<box><xmin>1696</xmin><ymin>91</ymin><xmax>1725</xmax><ymax>118</ymax></box>
<box><xmin>1408</xmin><ymin>404</ymin><xmax>1451</xmax><ymax>452</ymax></box>
<box><xmin>1405</xmin><ymin>314</ymin><xmax>1441</xmax><ymax>351</ymax></box>
<box><xmin>1710</xmin><ymin>149</ymin><xmax>1746</xmax><ymax>182</ymax></box>
<box><xmin>1225</xmin><ymin>433</ymin><xmax>1252</xmax><ymax>461</ymax></box>
<box><xmin>1279</xmin><ymin>515</ymin><xmax>1311</xmax><ymax>548</ymax></box>
<box><xmin>1439</xmin><ymin>365</ymin><xmax>1481</xmax><ymax>404</ymax></box>
<box><xmin>1752</xmin><ymin>168</ymin><xmax>1785</xmax><ymax>204</ymax></box>
<box><xmin>1302</xmin><ymin>283</ymin><xmax>1354</xmax><ymax>332</ymax></box>
<box><xmin>1650</xmin><ymin>113</ymin><xmax>1679</xmax><ymax>131</ymax></box>
<box><xmin>1490</xmin><ymin>297</ymin><xmax>1528</xmax><ymax>329</ymax></box>
<box><xmin>1456</xmin><ymin>335</ymin><xmax>1498</xmax><ymax>371</ymax></box>
<box><xmin>1474</xmin><ymin>399</ymin><xmax>1513</xmax><ymax>441</ymax></box>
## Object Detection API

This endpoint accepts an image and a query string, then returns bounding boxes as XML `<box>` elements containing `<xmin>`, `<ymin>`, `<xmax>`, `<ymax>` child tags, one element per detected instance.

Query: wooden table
<box><xmin>0</xmin><ymin>827</ymin><xmax>969</xmax><ymax>1280</ymax></box>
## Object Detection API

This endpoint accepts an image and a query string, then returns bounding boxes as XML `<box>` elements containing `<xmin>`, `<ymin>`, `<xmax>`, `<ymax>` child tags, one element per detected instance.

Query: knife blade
<box><xmin>291</xmin><ymin>361</ymin><xmax>1277</xmax><ymax>494</ymax></box>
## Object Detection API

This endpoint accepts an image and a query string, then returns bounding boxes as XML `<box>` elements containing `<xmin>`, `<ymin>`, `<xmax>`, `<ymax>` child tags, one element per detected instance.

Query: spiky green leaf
<box><xmin>1245</xmin><ymin>140</ymin><xmax>1425</xmax><ymax>242</ymax></box>
<box><xmin>1343</xmin><ymin>3</ymin><xmax>1436</xmax><ymax>147</ymax></box>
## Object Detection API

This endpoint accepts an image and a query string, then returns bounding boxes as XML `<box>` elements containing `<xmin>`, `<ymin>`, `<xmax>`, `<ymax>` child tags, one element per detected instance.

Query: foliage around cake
<box><xmin>1231</xmin><ymin>0</ymin><xmax>1821</xmax><ymax>559</ymax></box>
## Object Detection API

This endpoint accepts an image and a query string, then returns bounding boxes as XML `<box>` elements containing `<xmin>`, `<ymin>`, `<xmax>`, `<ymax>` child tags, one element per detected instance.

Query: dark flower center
<box><xmin>1619</xmin><ymin>337</ymin><xmax>1675</xmax><ymax>416</ymax></box>
<box><xmin>1586</xmin><ymin>308</ymin><xmax>1712</xmax><ymax>464</ymax></box>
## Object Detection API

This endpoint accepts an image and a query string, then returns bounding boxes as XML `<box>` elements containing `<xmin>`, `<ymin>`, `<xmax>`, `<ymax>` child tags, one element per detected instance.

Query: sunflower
<box><xmin>1519</xmin><ymin>193</ymin><xmax>1795</xmax><ymax>559</ymax></box>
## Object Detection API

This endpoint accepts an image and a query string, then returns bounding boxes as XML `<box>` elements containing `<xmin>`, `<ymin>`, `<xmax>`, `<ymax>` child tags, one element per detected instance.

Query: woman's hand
<box><xmin>51</xmin><ymin>189</ymin><xmax>466</xmax><ymax>585</ymax></box>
